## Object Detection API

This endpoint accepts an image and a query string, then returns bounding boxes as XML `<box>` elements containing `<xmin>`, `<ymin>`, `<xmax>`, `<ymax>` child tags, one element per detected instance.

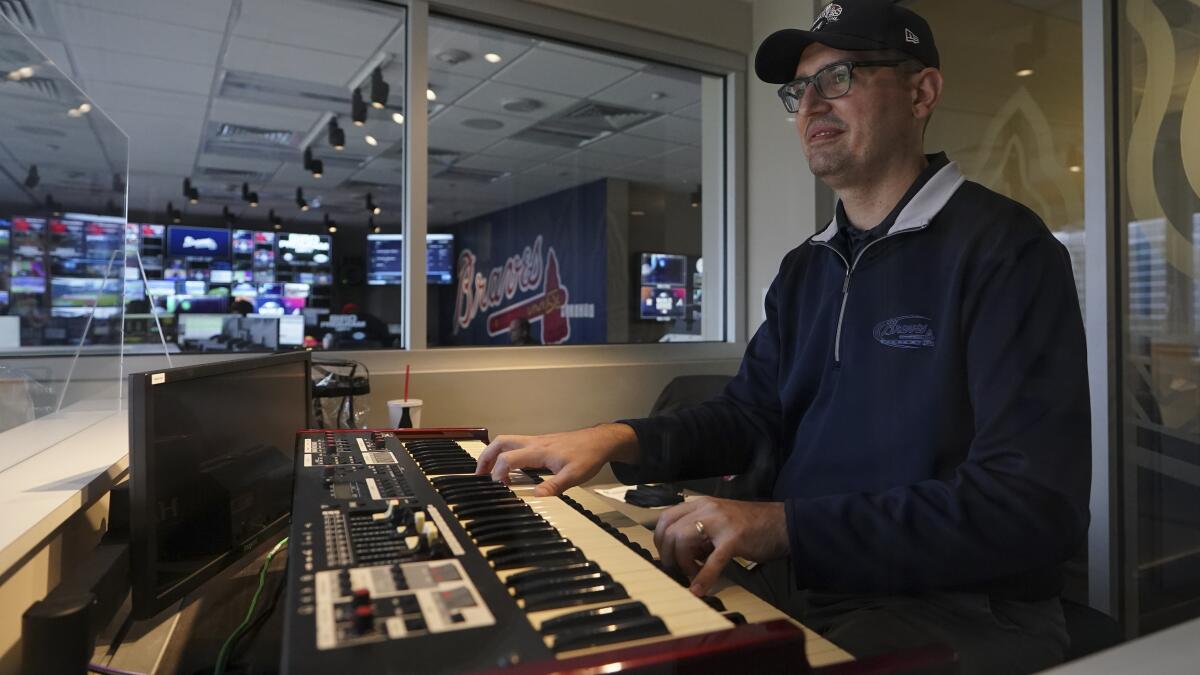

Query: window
<box><xmin>422</xmin><ymin>16</ymin><xmax>726</xmax><ymax>347</ymax></box>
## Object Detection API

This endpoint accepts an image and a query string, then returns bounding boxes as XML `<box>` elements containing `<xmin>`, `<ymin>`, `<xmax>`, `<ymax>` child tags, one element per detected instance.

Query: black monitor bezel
<box><xmin>128</xmin><ymin>351</ymin><xmax>313</xmax><ymax>619</ymax></box>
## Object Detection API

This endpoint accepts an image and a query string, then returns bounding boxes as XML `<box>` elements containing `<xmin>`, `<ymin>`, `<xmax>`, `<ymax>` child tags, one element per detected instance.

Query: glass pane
<box><xmin>1118</xmin><ymin>0</ymin><xmax>1200</xmax><ymax>634</ymax></box>
<box><xmin>9</xmin><ymin>0</ymin><xmax>408</xmax><ymax>353</ymax></box>
<box><xmin>0</xmin><ymin>10</ymin><xmax>130</xmax><ymax>463</ymax></box>
<box><xmin>422</xmin><ymin>16</ymin><xmax>724</xmax><ymax>346</ymax></box>
<box><xmin>914</xmin><ymin>1</ymin><xmax>1085</xmax><ymax>314</ymax></box>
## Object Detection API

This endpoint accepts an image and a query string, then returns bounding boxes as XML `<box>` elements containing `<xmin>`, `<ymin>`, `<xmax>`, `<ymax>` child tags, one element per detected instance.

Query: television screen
<box><xmin>177</xmin><ymin>313</ymin><xmax>226</xmax><ymax>343</ymax></box>
<box><xmin>48</xmin><ymin>218</ymin><xmax>84</xmax><ymax>258</ymax></box>
<box><xmin>279</xmin><ymin>314</ymin><xmax>305</xmax><ymax>347</ymax></box>
<box><xmin>276</xmin><ymin>233</ymin><xmax>331</xmax><ymax>267</ymax></box>
<box><xmin>146</xmin><ymin>280</ymin><xmax>177</xmax><ymax>297</ymax></box>
<box><xmin>223</xmin><ymin>315</ymin><xmax>280</xmax><ymax>350</ymax></box>
<box><xmin>0</xmin><ymin>223</ymin><xmax>10</xmax><ymax>255</ymax></box>
<box><xmin>0</xmin><ymin>290</ymin><xmax>9</xmax><ymax>306</ymax></box>
<box><xmin>367</xmin><ymin>233</ymin><xmax>403</xmax><ymax>286</ymax></box>
<box><xmin>427</xmin><ymin>233</ymin><xmax>454</xmax><ymax>284</ymax></box>
<box><xmin>233</xmin><ymin>269</ymin><xmax>254</xmax><ymax>283</ymax></box>
<box><xmin>210</xmin><ymin>261</ymin><xmax>233</xmax><ymax>284</ymax></box>
<box><xmin>231</xmin><ymin>282</ymin><xmax>257</xmax><ymax>299</ymax></box>
<box><xmin>11</xmin><ymin>217</ymin><xmax>46</xmax><ymax>257</ymax></box>
<box><xmin>52</xmin><ymin>277</ymin><xmax>122</xmax><ymax>308</ymax></box>
<box><xmin>168</xmin><ymin>294</ymin><xmax>228</xmax><ymax>314</ymax></box>
<box><xmin>83</xmin><ymin>217</ymin><xmax>125</xmax><ymax>262</ymax></box>
<box><xmin>128</xmin><ymin>352</ymin><xmax>311</xmax><ymax>619</ymax></box>
<box><xmin>167</xmin><ymin>225</ymin><xmax>231</xmax><ymax>259</ymax></box>
<box><xmin>640</xmin><ymin>253</ymin><xmax>687</xmax><ymax>286</ymax></box>
<box><xmin>233</xmin><ymin>230</ymin><xmax>255</xmax><ymax>255</ymax></box>
<box><xmin>11</xmin><ymin>276</ymin><xmax>46</xmax><ymax>294</ymax></box>
<box><xmin>639</xmin><ymin>285</ymin><xmax>686</xmax><ymax>320</ymax></box>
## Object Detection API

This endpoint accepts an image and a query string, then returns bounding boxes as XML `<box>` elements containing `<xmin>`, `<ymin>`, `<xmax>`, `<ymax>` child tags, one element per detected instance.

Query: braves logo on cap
<box><xmin>811</xmin><ymin>3</ymin><xmax>843</xmax><ymax>31</ymax></box>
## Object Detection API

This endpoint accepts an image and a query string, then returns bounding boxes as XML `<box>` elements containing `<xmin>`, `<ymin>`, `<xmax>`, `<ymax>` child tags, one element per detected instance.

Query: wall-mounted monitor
<box><xmin>427</xmin><ymin>233</ymin><xmax>454</xmax><ymax>285</ymax></box>
<box><xmin>366</xmin><ymin>234</ymin><xmax>403</xmax><ymax>285</ymax></box>
<box><xmin>639</xmin><ymin>285</ymin><xmax>686</xmax><ymax>320</ymax></box>
<box><xmin>167</xmin><ymin>225</ymin><xmax>231</xmax><ymax>259</ymax></box>
<box><xmin>11</xmin><ymin>217</ymin><xmax>46</xmax><ymax>257</ymax></box>
<box><xmin>276</xmin><ymin>233</ymin><xmax>331</xmax><ymax>266</ymax></box>
<box><xmin>639</xmin><ymin>253</ymin><xmax>687</xmax><ymax>286</ymax></box>
<box><xmin>128</xmin><ymin>352</ymin><xmax>312</xmax><ymax>619</ymax></box>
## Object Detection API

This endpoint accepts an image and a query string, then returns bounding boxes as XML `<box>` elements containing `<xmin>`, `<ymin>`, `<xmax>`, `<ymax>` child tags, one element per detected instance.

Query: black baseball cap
<box><xmin>755</xmin><ymin>0</ymin><xmax>939</xmax><ymax>84</ymax></box>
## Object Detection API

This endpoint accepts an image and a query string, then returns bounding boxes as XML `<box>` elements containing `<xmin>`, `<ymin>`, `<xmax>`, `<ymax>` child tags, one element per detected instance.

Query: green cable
<box><xmin>213</xmin><ymin>536</ymin><xmax>289</xmax><ymax>675</ymax></box>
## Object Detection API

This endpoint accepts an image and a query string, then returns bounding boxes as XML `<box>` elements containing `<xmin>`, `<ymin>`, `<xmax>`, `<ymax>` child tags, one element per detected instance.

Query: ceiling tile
<box><xmin>58</xmin><ymin>0</ymin><xmax>234</xmax><ymax>32</ymax></box>
<box><xmin>426</xmin><ymin>70</ymin><xmax>485</xmax><ymax>107</ymax></box>
<box><xmin>209</xmin><ymin>99</ymin><xmax>322</xmax><ymax>134</ymax></box>
<box><xmin>478</xmin><ymin>138</ymin><xmax>569</xmax><ymax>162</ymax></box>
<box><xmin>224</xmin><ymin>36</ymin><xmax>363</xmax><ymax>88</ymax></box>
<box><xmin>583</xmin><ymin>132</ymin><xmax>677</xmax><ymax>158</ymax></box>
<box><xmin>233</xmin><ymin>0</ymin><xmax>404</xmax><ymax>58</ymax></box>
<box><xmin>56</xmin><ymin>6</ymin><xmax>224</xmax><ymax>67</ymax></box>
<box><xmin>493</xmin><ymin>46</ymin><xmax>635</xmax><ymax>98</ymax></box>
<box><xmin>625</xmin><ymin>114</ymin><xmax>703</xmax><ymax>146</ymax></box>
<box><xmin>590</xmin><ymin>69</ymin><xmax>701</xmax><ymax>114</ymax></box>
<box><xmin>428</xmin><ymin>19</ymin><xmax>536</xmax><ymax>80</ymax></box>
<box><xmin>453</xmin><ymin>80</ymin><xmax>579</xmax><ymax>123</ymax></box>
<box><xmin>70</xmin><ymin>46</ymin><xmax>215</xmax><ymax>95</ymax></box>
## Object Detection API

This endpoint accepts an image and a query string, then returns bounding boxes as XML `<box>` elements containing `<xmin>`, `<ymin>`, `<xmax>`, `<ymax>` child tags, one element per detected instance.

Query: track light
<box><xmin>269</xmin><ymin>209</ymin><xmax>282</xmax><ymax>229</ymax></box>
<box><xmin>241</xmin><ymin>182</ymin><xmax>259</xmax><ymax>207</ymax></box>
<box><xmin>303</xmin><ymin>147</ymin><xmax>314</xmax><ymax>170</ymax></box>
<box><xmin>366</xmin><ymin>193</ymin><xmax>381</xmax><ymax>215</ymax></box>
<box><xmin>222</xmin><ymin>205</ymin><xmax>236</xmax><ymax>224</ymax></box>
<box><xmin>369</xmin><ymin>215</ymin><xmax>379</xmax><ymax>233</ymax></box>
<box><xmin>351</xmin><ymin>88</ymin><xmax>367</xmax><ymax>126</ymax></box>
<box><xmin>45</xmin><ymin>194</ymin><xmax>61</xmax><ymax>216</ymax></box>
<box><xmin>167</xmin><ymin>201</ymin><xmax>182</xmax><ymax>223</ymax></box>
<box><xmin>392</xmin><ymin>111</ymin><xmax>405</xmax><ymax>125</ymax></box>
<box><xmin>183</xmin><ymin>177</ymin><xmax>199</xmax><ymax>204</ymax></box>
<box><xmin>690</xmin><ymin>185</ymin><xmax>701</xmax><ymax>208</ymax></box>
<box><xmin>296</xmin><ymin>187</ymin><xmax>309</xmax><ymax>211</ymax></box>
<box><xmin>328</xmin><ymin>117</ymin><xmax>345</xmax><ymax>150</ymax></box>
<box><xmin>370</xmin><ymin>67</ymin><xmax>389</xmax><ymax>109</ymax></box>
<box><xmin>310</xmin><ymin>160</ymin><xmax>324</xmax><ymax>178</ymax></box>
<box><xmin>324</xmin><ymin>213</ymin><xmax>337</xmax><ymax>233</ymax></box>
<box><xmin>364</xmin><ymin>134</ymin><xmax>378</xmax><ymax>147</ymax></box>
<box><xmin>24</xmin><ymin>165</ymin><xmax>39</xmax><ymax>189</ymax></box>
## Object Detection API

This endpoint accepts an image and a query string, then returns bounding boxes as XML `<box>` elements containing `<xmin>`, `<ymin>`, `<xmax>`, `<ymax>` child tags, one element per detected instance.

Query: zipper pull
<box><xmin>842</xmin><ymin>274</ymin><xmax>850</xmax><ymax>294</ymax></box>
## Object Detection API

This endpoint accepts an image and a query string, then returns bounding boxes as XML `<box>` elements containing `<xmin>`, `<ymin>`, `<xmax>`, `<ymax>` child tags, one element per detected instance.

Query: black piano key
<box><xmin>473</xmin><ymin>524</ymin><xmax>560</xmax><ymax>546</ymax></box>
<box><xmin>539</xmin><ymin>601</ymin><xmax>650</xmax><ymax>635</ymax></box>
<box><xmin>506</xmin><ymin>561</ymin><xmax>600</xmax><ymax>588</ymax></box>
<box><xmin>430</xmin><ymin>474</ymin><xmax>493</xmax><ymax>488</ymax></box>
<box><xmin>701</xmin><ymin>595</ymin><xmax>727</xmax><ymax>612</ymax></box>
<box><xmin>490</xmin><ymin>546</ymin><xmax>586</xmax><ymax>570</ymax></box>
<box><xmin>422</xmin><ymin>464</ymin><xmax>480</xmax><ymax>476</ymax></box>
<box><xmin>453</xmin><ymin>500</ymin><xmax>529</xmax><ymax>519</ymax></box>
<box><xmin>521</xmin><ymin>581</ymin><xmax>629</xmax><ymax>612</ymax></box>
<box><xmin>440</xmin><ymin>486</ymin><xmax>516</xmax><ymax>503</ymax></box>
<box><xmin>462</xmin><ymin>512</ymin><xmax>546</xmax><ymax>531</ymax></box>
<box><xmin>510</xmin><ymin>571</ymin><xmax>612</xmax><ymax>598</ymax></box>
<box><xmin>486</xmin><ymin>537</ymin><xmax>571</xmax><ymax>555</ymax></box>
<box><xmin>722</xmin><ymin>611</ymin><xmax>747</xmax><ymax>625</ymax></box>
<box><xmin>550</xmin><ymin>615</ymin><xmax>668</xmax><ymax>653</ymax></box>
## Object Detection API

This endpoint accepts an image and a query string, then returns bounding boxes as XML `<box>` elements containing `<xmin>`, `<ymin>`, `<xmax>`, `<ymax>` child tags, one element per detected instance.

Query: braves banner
<box><xmin>447</xmin><ymin>180</ymin><xmax>607</xmax><ymax>345</ymax></box>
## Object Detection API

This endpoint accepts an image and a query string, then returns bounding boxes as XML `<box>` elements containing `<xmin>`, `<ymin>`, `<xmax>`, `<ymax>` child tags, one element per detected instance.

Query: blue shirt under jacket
<box><xmin>616</xmin><ymin>156</ymin><xmax>1091</xmax><ymax>599</ymax></box>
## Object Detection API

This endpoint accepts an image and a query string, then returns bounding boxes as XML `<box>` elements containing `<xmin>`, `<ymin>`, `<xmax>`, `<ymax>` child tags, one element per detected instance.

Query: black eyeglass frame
<box><xmin>776</xmin><ymin>59</ymin><xmax>911</xmax><ymax>112</ymax></box>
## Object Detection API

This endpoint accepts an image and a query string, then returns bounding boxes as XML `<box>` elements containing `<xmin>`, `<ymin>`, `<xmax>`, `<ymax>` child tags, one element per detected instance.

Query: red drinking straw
<box><xmin>403</xmin><ymin>364</ymin><xmax>410</xmax><ymax>401</ymax></box>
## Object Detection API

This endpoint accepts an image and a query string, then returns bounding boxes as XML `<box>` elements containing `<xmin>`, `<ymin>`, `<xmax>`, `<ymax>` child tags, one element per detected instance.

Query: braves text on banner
<box><xmin>447</xmin><ymin>180</ymin><xmax>607</xmax><ymax>345</ymax></box>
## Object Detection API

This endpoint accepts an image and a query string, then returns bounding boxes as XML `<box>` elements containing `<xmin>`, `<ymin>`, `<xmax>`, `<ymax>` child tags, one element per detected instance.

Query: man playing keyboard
<box><xmin>476</xmin><ymin>2</ymin><xmax>1089</xmax><ymax>673</ymax></box>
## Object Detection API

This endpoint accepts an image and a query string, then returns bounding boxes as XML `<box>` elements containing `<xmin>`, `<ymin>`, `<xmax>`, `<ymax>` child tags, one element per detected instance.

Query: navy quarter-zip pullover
<box><xmin>617</xmin><ymin>157</ymin><xmax>1090</xmax><ymax>599</ymax></box>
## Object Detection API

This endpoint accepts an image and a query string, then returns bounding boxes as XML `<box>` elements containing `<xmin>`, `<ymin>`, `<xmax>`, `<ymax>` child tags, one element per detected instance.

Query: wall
<box><xmin>745</xmin><ymin>0</ymin><xmax>816</xmax><ymax>334</ymax></box>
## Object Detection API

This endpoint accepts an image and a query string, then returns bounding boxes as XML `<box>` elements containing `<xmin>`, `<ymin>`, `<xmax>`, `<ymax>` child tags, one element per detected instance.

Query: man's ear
<box><xmin>912</xmin><ymin>67</ymin><xmax>944</xmax><ymax>123</ymax></box>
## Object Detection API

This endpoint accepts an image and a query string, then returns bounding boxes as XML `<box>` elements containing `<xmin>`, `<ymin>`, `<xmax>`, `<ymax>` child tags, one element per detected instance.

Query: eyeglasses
<box><xmin>777</xmin><ymin>59</ymin><xmax>909</xmax><ymax>113</ymax></box>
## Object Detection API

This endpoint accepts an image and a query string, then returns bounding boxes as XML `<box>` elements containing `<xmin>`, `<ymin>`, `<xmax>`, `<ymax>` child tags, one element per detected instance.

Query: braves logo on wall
<box><xmin>454</xmin><ymin>235</ymin><xmax>572</xmax><ymax>344</ymax></box>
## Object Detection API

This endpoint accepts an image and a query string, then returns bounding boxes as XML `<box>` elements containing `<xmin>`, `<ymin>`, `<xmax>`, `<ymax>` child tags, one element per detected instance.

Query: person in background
<box><xmin>508</xmin><ymin>317</ymin><xmax>538</xmax><ymax>346</ymax></box>
<box><xmin>474</xmin><ymin>2</ymin><xmax>1090</xmax><ymax>673</ymax></box>
<box><xmin>231</xmin><ymin>298</ymin><xmax>255</xmax><ymax>316</ymax></box>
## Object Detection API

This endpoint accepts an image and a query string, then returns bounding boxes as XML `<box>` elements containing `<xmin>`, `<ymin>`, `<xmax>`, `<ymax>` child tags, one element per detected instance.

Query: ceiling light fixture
<box><xmin>242</xmin><ymin>182</ymin><xmax>259</xmax><ymax>207</ymax></box>
<box><xmin>311</xmin><ymin>160</ymin><xmax>324</xmax><ymax>178</ymax></box>
<box><xmin>5</xmin><ymin>65</ymin><xmax>34</xmax><ymax>81</ymax></box>
<box><xmin>369</xmin><ymin>215</ymin><xmax>379</xmax><ymax>233</ymax></box>
<box><xmin>351</xmin><ymin>88</ymin><xmax>368</xmax><ymax>126</ymax></box>
<box><xmin>296</xmin><ymin>187</ymin><xmax>309</xmax><ymax>211</ymax></box>
<box><xmin>328</xmin><ymin>116</ymin><xmax>346</xmax><ymax>150</ymax></box>
<box><xmin>370</xmin><ymin>67</ymin><xmax>389</xmax><ymax>109</ymax></box>
<box><xmin>167</xmin><ymin>201</ymin><xmax>182</xmax><ymax>223</ymax></box>
<box><xmin>484</xmin><ymin>52</ymin><xmax>502</xmax><ymax>64</ymax></box>
<box><xmin>364</xmin><ymin>134</ymin><xmax>378</xmax><ymax>146</ymax></box>
<box><xmin>324</xmin><ymin>213</ymin><xmax>337</xmax><ymax>233</ymax></box>
<box><xmin>690</xmin><ymin>185</ymin><xmax>701</xmax><ymax>208</ymax></box>
<box><xmin>303</xmin><ymin>147</ymin><xmax>323</xmax><ymax>178</ymax></box>
<box><xmin>222</xmin><ymin>205</ymin><xmax>236</xmax><ymax>224</ymax></box>
<box><xmin>437</xmin><ymin>49</ymin><xmax>471</xmax><ymax>65</ymax></box>
<box><xmin>24</xmin><ymin>165</ymin><xmax>39</xmax><ymax>189</ymax></box>
<box><xmin>1015</xmin><ymin>68</ymin><xmax>1034</xmax><ymax>77</ymax></box>
<box><xmin>183</xmin><ymin>178</ymin><xmax>199</xmax><ymax>204</ymax></box>
<box><xmin>269</xmin><ymin>208</ymin><xmax>282</xmax><ymax>229</ymax></box>
<box><xmin>392</xmin><ymin>111</ymin><xmax>405</xmax><ymax>125</ymax></box>
<box><xmin>366</xmin><ymin>193</ymin><xmax>381</xmax><ymax>215</ymax></box>
<box><xmin>426</xmin><ymin>88</ymin><xmax>437</xmax><ymax>102</ymax></box>
<box><xmin>1068</xmin><ymin>165</ymin><xmax>1082</xmax><ymax>173</ymax></box>
<box><xmin>45</xmin><ymin>194</ymin><xmax>61</xmax><ymax>216</ymax></box>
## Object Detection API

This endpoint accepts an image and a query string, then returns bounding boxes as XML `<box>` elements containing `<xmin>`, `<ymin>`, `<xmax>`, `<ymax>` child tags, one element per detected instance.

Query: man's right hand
<box><xmin>474</xmin><ymin>423</ymin><xmax>640</xmax><ymax>497</ymax></box>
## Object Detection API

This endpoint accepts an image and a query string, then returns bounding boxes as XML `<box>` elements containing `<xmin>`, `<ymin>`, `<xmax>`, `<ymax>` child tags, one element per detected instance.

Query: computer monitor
<box><xmin>128</xmin><ymin>352</ymin><xmax>312</xmax><ymax>619</ymax></box>
<box><xmin>366</xmin><ymin>233</ymin><xmax>403</xmax><ymax>285</ymax></box>
<box><xmin>222</xmin><ymin>315</ymin><xmax>280</xmax><ymax>350</ymax></box>
<box><xmin>639</xmin><ymin>253</ymin><xmax>688</xmax><ymax>287</ymax></box>
<box><xmin>427</xmin><ymin>233</ymin><xmax>454</xmax><ymax>284</ymax></box>
<box><xmin>639</xmin><ymin>285</ymin><xmax>686</xmax><ymax>320</ymax></box>
<box><xmin>177</xmin><ymin>313</ymin><xmax>227</xmax><ymax>343</ymax></box>
<box><xmin>279</xmin><ymin>314</ymin><xmax>305</xmax><ymax>347</ymax></box>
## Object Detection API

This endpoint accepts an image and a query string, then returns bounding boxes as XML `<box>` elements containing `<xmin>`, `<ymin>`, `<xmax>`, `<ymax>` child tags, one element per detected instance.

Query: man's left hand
<box><xmin>652</xmin><ymin>496</ymin><xmax>789</xmax><ymax>596</ymax></box>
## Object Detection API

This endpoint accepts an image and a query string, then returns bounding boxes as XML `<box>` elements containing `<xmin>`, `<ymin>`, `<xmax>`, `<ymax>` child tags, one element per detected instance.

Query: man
<box><xmin>508</xmin><ymin>316</ymin><xmax>539</xmax><ymax>346</ymax></box>
<box><xmin>476</xmin><ymin>1</ymin><xmax>1089</xmax><ymax>672</ymax></box>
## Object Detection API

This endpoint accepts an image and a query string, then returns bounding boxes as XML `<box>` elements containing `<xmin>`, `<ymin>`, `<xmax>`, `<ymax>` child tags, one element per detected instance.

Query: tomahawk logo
<box><xmin>811</xmin><ymin>3</ymin><xmax>843</xmax><ymax>30</ymax></box>
<box><xmin>182</xmin><ymin>235</ymin><xmax>218</xmax><ymax>251</ymax></box>
<box><xmin>454</xmin><ymin>236</ymin><xmax>572</xmax><ymax>344</ymax></box>
<box><xmin>905</xmin><ymin>28</ymin><xmax>920</xmax><ymax>44</ymax></box>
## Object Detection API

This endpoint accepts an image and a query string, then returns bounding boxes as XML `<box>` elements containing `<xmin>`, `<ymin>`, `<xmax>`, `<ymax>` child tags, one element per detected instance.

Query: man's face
<box><xmin>792</xmin><ymin>44</ymin><xmax>916</xmax><ymax>186</ymax></box>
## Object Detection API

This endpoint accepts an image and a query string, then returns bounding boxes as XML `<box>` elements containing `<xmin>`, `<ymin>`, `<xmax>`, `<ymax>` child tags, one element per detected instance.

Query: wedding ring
<box><xmin>695</xmin><ymin>520</ymin><xmax>707</xmax><ymax>539</ymax></box>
